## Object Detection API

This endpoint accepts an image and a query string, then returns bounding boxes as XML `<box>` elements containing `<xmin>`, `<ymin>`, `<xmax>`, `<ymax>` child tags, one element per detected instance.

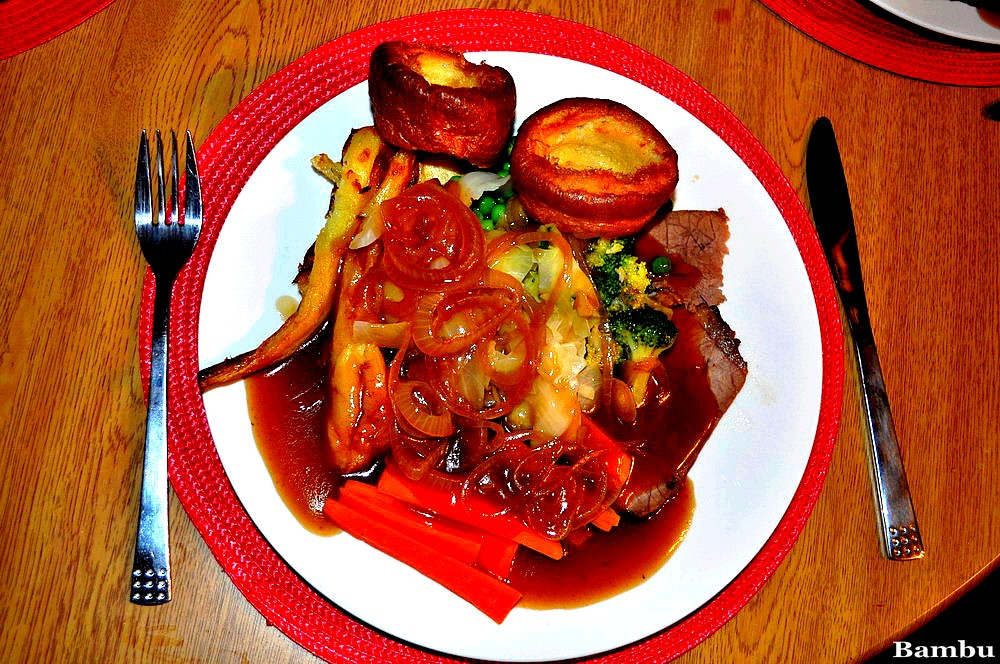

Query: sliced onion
<box><xmin>529</xmin><ymin>376</ymin><xmax>581</xmax><ymax>439</ymax></box>
<box><xmin>352</xmin><ymin>320</ymin><xmax>409</xmax><ymax>348</ymax></box>
<box><xmin>489</xmin><ymin>243</ymin><xmax>535</xmax><ymax>282</ymax></box>
<box><xmin>350</xmin><ymin>267</ymin><xmax>419</xmax><ymax>324</ymax></box>
<box><xmin>480</xmin><ymin>314</ymin><xmax>538</xmax><ymax>389</ymax></box>
<box><xmin>428</xmin><ymin>351</ymin><xmax>515</xmax><ymax>420</ymax></box>
<box><xmin>410</xmin><ymin>288</ymin><xmax>517</xmax><ymax>356</ymax></box>
<box><xmin>349</xmin><ymin>206</ymin><xmax>386</xmax><ymax>249</ymax></box>
<box><xmin>390</xmin><ymin>434</ymin><xmax>449</xmax><ymax>479</ymax></box>
<box><xmin>574</xmin><ymin>364</ymin><xmax>602</xmax><ymax>412</ymax></box>
<box><xmin>463</xmin><ymin>437</ymin><xmax>616</xmax><ymax>539</ymax></box>
<box><xmin>610</xmin><ymin>377</ymin><xmax>638</xmax><ymax>424</ymax></box>
<box><xmin>458</xmin><ymin>363</ymin><xmax>492</xmax><ymax>410</ymax></box>
<box><xmin>381</xmin><ymin>181</ymin><xmax>487</xmax><ymax>291</ymax></box>
<box><xmin>456</xmin><ymin>171</ymin><xmax>510</xmax><ymax>201</ymax></box>
<box><xmin>391</xmin><ymin>379</ymin><xmax>456</xmax><ymax>438</ymax></box>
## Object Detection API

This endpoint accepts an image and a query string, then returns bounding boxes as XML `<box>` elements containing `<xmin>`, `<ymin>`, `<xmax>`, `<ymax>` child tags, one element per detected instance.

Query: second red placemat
<box><xmin>758</xmin><ymin>0</ymin><xmax>1000</xmax><ymax>85</ymax></box>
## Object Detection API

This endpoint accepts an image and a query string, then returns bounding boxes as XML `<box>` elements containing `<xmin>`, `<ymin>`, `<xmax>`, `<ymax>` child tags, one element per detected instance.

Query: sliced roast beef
<box><xmin>615</xmin><ymin>304</ymin><xmax>747</xmax><ymax>517</ymax></box>
<box><xmin>612</xmin><ymin>208</ymin><xmax>747</xmax><ymax>518</ymax></box>
<box><xmin>694</xmin><ymin>304</ymin><xmax>748</xmax><ymax>413</ymax></box>
<box><xmin>643</xmin><ymin>208</ymin><xmax>730</xmax><ymax>310</ymax></box>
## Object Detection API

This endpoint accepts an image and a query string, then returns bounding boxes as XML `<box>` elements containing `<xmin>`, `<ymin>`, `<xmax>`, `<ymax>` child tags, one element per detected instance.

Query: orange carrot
<box><xmin>340</xmin><ymin>479</ymin><xmax>521</xmax><ymax>578</ymax></box>
<box><xmin>337</xmin><ymin>480</ymin><xmax>482</xmax><ymax>564</ymax></box>
<box><xmin>323</xmin><ymin>496</ymin><xmax>522</xmax><ymax>623</ymax></box>
<box><xmin>590</xmin><ymin>507</ymin><xmax>621</xmax><ymax>532</ymax></box>
<box><xmin>579</xmin><ymin>416</ymin><xmax>634</xmax><ymax>487</ymax></box>
<box><xmin>476</xmin><ymin>535</ymin><xmax>519</xmax><ymax>578</ymax></box>
<box><xmin>378</xmin><ymin>462</ymin><xmax>565</xmax><ymax>560</ymax></box>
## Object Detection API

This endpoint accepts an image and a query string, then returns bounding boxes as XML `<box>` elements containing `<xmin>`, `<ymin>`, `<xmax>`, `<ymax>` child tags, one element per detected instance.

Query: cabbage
<box><xmin>491</xmin><ymin>244</ymin><xmax>535</xmax><ymax>282</ymax></box>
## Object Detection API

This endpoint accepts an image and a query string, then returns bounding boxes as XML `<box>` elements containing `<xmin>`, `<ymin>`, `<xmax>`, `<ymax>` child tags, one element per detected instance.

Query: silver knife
<box><xmin>805</xmin><ymin>116</ymin><xmax>925</xmax><ymax>561</ymax></box>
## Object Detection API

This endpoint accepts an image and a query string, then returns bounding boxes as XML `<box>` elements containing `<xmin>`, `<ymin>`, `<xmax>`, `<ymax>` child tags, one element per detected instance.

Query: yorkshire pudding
<box><xmin>510</xmin><ymin>98</ymin><xmax>679</xmax><ymax>238</ymax></box>
<box><xmin>369</xmin><ymin>41</ymin><xmax>516</xmax><ymax>168</ymax></box>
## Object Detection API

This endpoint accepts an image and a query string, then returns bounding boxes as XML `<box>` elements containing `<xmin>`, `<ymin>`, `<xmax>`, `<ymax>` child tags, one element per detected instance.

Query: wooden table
<box><xmin>2</xmin><ymin>1</ymin><xmax>998</xmax><ymax>662</ymax></box>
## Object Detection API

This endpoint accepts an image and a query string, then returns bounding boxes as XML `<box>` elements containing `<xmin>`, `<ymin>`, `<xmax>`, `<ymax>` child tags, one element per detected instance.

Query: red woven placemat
<box><xmin>758</xmin><ymin>0</ymin><xmax>1000</xmax><ymax>85</ymax></box>
<box><xmin>140</xmin><ymin>9</ymin><xmax>844</xmax><ymax>662</ymax></box>
<box><xmin>0</xmin><ymin>0</ymin><xmax>115</xmax><ymax>60</ymax></box>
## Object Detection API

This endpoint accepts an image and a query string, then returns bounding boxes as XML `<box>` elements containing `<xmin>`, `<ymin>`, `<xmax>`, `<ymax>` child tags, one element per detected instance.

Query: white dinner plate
<box><xmin>196</xmin><ymin>51</ymin><xmax>828</xmax><ymax>662</ymax></box>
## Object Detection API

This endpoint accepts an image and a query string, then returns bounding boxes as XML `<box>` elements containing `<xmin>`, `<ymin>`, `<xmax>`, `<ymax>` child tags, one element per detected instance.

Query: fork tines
<box><xmin>134</xmin><ymin>129</ymin><xmax>201</xmax><ymax>228</ymax></box>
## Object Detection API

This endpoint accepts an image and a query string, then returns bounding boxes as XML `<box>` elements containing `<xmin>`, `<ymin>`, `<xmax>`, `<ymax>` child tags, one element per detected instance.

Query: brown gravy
<box><xmin>245</xmin><ymin>247</ymin><xmax>718</xmax><ymax>603</ymax></box>
<box><xmin>245</xmin><ymin>335</ymin><xmax>340</xmax><ymax>535</ymax></box>
<box><xmin>511</xmin><ymin>481</ymin><xmax>693</xmax><ymax>608</ymax></box>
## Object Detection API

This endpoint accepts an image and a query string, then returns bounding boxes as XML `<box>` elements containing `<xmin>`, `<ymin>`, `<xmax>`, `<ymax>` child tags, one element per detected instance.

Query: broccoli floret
<box><xmin>612</xmin><ymin>255</ymin><xmax>650</xmax><ymax>309</ymax></box>
<box><xmin>607</xmin><ymin>306</ymin><xmax>678</xmax><ymax>362</ymax></box>
<box><xmin>585</xmin><ymin>237</ymin><xmax>678</xmax><ymax>364</ymax></box>
<box><xmin>584</xmin><ymin>236</ymin><xmax>650</xmax><ymax>312</ymax></box>
<box><xmin>584</xmin><ymin>237</ymin><xmax>629</xmax><ymax>269</ymax></box>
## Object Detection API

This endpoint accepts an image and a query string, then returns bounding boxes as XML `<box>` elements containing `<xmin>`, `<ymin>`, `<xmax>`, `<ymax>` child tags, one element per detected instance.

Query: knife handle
<box><xmin>852</xmin><ymin>331</ymin><xmax>925</xmax><ymax>561</ymax></box>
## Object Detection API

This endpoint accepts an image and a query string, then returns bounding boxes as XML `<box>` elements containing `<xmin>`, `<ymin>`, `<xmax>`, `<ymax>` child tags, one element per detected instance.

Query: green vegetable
<box><xmin>473</xmin><ymin>194</ymin><xmax>500</xmax><ymax>230</ymax></box>
<box><xmin>607</xmin><ymin>306</ymin><xmax>678</xmax><ymax>362</ymax></box>
<box><xmin>477</xmin><ymin>196</ymin><xmax>497</xmax><ymax>216</ymax></box>
<box><xmin>467</xmin><ymin>141</ymin><xmax>517</xmax><ymax>230</ymax></box>
<box><xmin>584</xmin><ymin>236</ymin><xmax>650</xmax><ymax>313</ymax></box>
<box><xmin>583</xmin><ymin>237</ymin><xmax>680</xmax><ymax>364</ymax></box>
<box><xmin>649</xmin><ymin>255</ymin><xmax>673</xmax><ymax>276</ymax></box>
<box><xmin>490</xmin><ymin>202</ymin><xmax>506</xmax><ymax>224</ymax></box>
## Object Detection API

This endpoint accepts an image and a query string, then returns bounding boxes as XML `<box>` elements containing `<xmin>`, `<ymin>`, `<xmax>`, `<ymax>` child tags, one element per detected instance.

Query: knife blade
<box><xmin>806</xmin><ymin>116</ymin><xmax>925</xmax><ymax>561</ymax></box>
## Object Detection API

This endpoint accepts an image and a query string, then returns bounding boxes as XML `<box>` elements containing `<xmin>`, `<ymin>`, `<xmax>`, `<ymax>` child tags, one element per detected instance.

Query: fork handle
<box><xmin>130</xmin><ymin>275</ymin><xmax>174</xmax><ymax>605</ymax></box>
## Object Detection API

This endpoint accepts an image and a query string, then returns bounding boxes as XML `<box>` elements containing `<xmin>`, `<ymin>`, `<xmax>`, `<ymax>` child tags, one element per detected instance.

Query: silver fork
<box><xmin>130</xmin><ymin>130</ymin><xmax>202</xmax><ymax>605</ymax></box>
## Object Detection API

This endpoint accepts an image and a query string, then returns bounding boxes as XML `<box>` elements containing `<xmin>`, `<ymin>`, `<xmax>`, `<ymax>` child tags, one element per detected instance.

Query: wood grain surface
<box><xmin>1</xmin><ymin>1</ymin><xmax>998</xmax><ymax>662</ymax></box>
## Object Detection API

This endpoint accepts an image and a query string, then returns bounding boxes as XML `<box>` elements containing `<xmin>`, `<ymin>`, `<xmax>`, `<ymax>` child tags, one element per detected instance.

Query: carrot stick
<box><xmin>590</xmin><ymin>507</ymin><xmax>621</xmax><ymax>532</ymax></box>
<box><xmin>378</xmin><ymin>462</ymin><xmax>565</xmax><ymax>560</ymax></box>
<box><xmin>579</xmin><ymin>416</ymin><xmax>633</xmax><ymax>488</ymax></box>
<box><xmin>323</xmin><ymin>496</ymin><xmax>522</xmax><ymax>623</ymax></box>
<box><xmin>340</xmin><ymin>480</ymin><xmax>521</xmax><ymax>578</ymax></box>
<box><xmin>337</xmin><ymin>480</ymin><xmax>481</xmax><ymax>564</ymax></box>
<box><xmin>476</xmin><ymin>536</ymin><xmax>520</xmax><ymax>578</ymax></box>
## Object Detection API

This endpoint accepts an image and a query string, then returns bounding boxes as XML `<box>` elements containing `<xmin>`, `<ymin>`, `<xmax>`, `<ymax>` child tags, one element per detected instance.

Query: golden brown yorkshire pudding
<box><xmin>510</xmin><ymin>98</ymin><xmax>679</xmax><ymax>238</ymax></box>
<box><xmin>369</xmin><ymin>41</ymin><xmax>516</xmax><ymax>168</ymax></box>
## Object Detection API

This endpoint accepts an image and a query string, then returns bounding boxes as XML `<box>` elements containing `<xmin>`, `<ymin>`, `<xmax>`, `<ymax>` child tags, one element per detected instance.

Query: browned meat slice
<box><xmin>617</xmin><ymin>304</ymin><xmax>747</xmax><ymax>517</ymax></box>
<box><xmin>643</xmin><ymin>208</ymin><xmax>730</xmax><ymax>310</ymax></box>
<box><xmin>694</xmin><ymin>304</ymin><xmax>748</xmax><ymax>413</ymax></box>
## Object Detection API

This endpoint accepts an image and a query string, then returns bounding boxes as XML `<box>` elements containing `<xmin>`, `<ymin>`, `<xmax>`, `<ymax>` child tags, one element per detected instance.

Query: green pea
<box><xmin>477</xmin><ymin>196</ymin><xmax>496</xmax><ymax>216</ymax></box>
<box><xmin>490</xmin><ymin>203</ymin><xmax>506</xmax><ymax>223</ymax></box>
<box><xmin>650</xmin><ymin>255</ymin><xmax>673</xmax><ymax>275</ymax></box>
